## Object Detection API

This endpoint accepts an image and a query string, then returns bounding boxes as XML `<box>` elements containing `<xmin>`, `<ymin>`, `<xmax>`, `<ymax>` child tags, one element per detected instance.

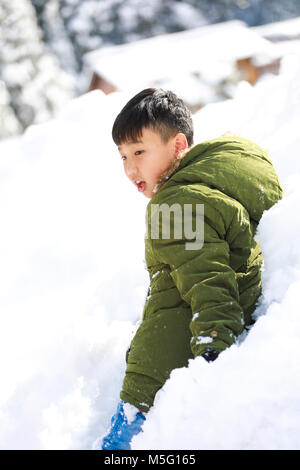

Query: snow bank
<box><xmin>0</xmin><ymin>52</ymin><xmax>300</xmax><ymax>449</ymax></box>
<box><xmin>0</xmin><ymin>89</ymin><xmax>148</xmax><ymax>449</ymax></box>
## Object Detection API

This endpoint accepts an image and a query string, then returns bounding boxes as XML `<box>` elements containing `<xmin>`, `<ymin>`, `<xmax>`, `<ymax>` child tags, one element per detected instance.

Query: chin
<box><xmin>143</xmin><ymin>185</ymin><xmax>155</xmax><ymax>199</ymax></box>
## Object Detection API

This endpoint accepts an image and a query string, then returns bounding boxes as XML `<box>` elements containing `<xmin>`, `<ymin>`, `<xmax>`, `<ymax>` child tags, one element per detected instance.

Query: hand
<box><xmin>101</xmin><ymin>400</ymin><xmax>146</xmax><ymax>450</ymax></box>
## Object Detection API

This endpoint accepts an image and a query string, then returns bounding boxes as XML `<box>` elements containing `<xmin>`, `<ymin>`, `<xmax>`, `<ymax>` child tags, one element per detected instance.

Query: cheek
<box><xmin>150</xmin><ymin>163</ymin><xmax>163</xmax><ymax>180</ymax></box>
<box><xmin>140</xmin><ymin>160</ymin><xmax>155</xmax><ymax>179</ymax></box>
<box><xmin>142</xmin><ymin>151</ymin><xmax>169</xmax><ymax>181</ymax></box>
<box><xmin>123</xmin><ymin>165</ymin><xmax>131</xmax><ymax>180</ymax></box>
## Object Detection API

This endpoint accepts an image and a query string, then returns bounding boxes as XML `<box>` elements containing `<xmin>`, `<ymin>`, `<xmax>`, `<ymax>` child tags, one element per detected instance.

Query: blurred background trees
<box><xmin>1</xmin><ymin>0</ymin><xmax>300</xmax><ymax>140</ymax></box>
<box><xmin>0</xmin><ymin>0</ymin><xmax>74</xmax><ymax>138</ymax></box>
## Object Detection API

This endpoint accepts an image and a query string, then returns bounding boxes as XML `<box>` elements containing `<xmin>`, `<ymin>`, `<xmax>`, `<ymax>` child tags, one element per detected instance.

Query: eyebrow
<box><xmin>118</xmin><ymin>140</ymin><xmax>143</xmax><ymax>150</ymax></box>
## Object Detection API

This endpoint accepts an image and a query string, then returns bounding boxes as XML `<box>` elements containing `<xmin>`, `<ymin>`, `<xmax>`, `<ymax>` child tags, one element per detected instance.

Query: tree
<box><xmin>0</xmin><ymin>0</ymin><xmax>75</xmax><ymax>138</ymax></box>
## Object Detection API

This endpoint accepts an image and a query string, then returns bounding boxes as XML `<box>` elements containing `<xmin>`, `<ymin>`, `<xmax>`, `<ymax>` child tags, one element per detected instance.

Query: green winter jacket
<box><xmin>120</xmin><ymin>135</ymin><xmax>283</xmax><ymax>412</ymax></box>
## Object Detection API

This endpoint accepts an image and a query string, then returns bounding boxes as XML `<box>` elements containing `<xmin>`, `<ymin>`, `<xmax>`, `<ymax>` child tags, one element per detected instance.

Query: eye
<box><xmin>135</xmin><ymin>150</ymin><xmax>143</xmax><ymax>156</ymax></box>
<box><xmin>121</xmin><ymin>155</ymin><xmax>126</xmax><ymax>161</ymax></box>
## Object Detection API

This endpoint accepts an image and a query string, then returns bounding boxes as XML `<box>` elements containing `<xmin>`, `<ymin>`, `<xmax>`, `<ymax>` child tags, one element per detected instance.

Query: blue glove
<box><xmin>101</xmin><ymin>400</ymin><xmax>146</xmax><ymax>450</ymax></box>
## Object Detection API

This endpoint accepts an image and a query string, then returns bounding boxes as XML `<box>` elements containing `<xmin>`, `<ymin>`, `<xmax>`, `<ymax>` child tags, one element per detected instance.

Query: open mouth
<box><xmin>135</xmin><ymin>180</ymin><xmax>146</xmax><ymax>192</ymax></box>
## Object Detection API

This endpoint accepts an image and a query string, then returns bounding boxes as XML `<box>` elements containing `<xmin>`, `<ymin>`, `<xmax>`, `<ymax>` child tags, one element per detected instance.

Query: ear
<box><xmin>174</xmin><ymin>133</ymin><xmax>188</xmax><ymax>155</ymax></box>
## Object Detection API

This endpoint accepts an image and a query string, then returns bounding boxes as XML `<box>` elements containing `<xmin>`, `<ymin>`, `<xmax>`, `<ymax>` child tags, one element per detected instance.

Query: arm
<box><xmin>149</xmin><ymin>194</ymin><xmax>245</xmax><ymax>358</ymax></box>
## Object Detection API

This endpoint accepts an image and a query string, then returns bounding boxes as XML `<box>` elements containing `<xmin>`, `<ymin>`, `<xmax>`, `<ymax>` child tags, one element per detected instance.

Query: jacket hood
<box><xmin>166</xmin><ymin>135</ymin><xmax>283</xmax><ymax>223</ymax></box>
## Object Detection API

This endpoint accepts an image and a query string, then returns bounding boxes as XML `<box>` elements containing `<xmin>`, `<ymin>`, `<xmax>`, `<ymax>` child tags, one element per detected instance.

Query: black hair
<box><xmin>112</xmin><ymin>88</ymin><xmax>194</xmax><ymax>147</ymax></box>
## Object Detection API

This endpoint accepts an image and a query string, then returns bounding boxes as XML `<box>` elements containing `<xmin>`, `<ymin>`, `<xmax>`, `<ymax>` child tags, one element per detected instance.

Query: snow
<box><xmin>253</xmin><ymin>16</ymin><xmax>300</xmax><ymax>40</ymax></box>
<box><xmin>195</xmin><ymin>336</ymin><xmax>213</xmax><ymax>345</ymax></box>
<box><xmin>0</xmin><ymin>89</ymin><xmax>148</xmax><ymax>449</ymax></box>
<box><xmin>0</xmin><ymin>46</ymin><xmax>300</xmax><ymax>449</ymax></box>
<box><xmin>123</xmin><ymin>402</ymin><xmax>140</xmax><ymax>425</ymax></box>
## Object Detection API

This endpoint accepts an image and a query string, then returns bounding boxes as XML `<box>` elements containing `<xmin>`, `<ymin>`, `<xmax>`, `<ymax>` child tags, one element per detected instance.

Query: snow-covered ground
<box><xmin>0</xmin><ymin>50</ymin><xmax>300</xmax><ymax>449</ymax></box>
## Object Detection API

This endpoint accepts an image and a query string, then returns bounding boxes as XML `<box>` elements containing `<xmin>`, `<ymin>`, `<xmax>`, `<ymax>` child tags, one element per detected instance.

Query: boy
<box><xmin>101</xmin><ymin>88</ymin><xmax>283</xmax><ymax>450</ymax></box>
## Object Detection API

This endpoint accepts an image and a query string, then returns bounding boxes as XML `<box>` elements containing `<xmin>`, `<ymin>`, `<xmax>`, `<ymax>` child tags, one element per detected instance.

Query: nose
<box><xmin>125</xmin><ymin>159</ymin><xmax>138</xmax><ymax>181</ymax></box>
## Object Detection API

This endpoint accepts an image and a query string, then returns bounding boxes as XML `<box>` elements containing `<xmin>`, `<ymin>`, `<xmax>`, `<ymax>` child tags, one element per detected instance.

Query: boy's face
<box><xmin>118</xmin><ymin>127</ymin><xmax>184</xmax><ymax>198</ymax></box>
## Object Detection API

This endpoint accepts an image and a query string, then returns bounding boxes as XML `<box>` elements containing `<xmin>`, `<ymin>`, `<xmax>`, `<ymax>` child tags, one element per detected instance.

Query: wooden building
<box><xmin>83</xmin><ymin>19</ymin><xmax>289</xmax><ymax>108</ymax></box>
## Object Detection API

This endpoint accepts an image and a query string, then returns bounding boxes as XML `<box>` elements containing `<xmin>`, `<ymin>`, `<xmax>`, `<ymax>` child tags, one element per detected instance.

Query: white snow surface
<box><xmin>0</xmin><ymin>52</ymin><xmax>300</xmax><ymax>450</ymax></box>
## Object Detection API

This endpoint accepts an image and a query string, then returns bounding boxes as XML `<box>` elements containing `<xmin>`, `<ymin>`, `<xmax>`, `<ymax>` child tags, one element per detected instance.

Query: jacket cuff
<box><xmin>120</xmin><ymin>371</ymin><xmax>163</xmax><ymax>413</ymax></box>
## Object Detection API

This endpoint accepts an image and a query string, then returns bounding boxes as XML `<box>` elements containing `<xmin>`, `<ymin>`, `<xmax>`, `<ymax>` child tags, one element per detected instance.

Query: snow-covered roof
<box><xmin>269</xmin><ymin>39</ymin><xmax>300</xmax><ymax>58</ymax></box>
<box><xmin>252</xmin><ymin>16</ymin><xmax>300</xmax><ymax>41</ymax></box>
<box><xmin>84</xmin><ymin>20</ymin><xmax>277</xmax><ymax>92</ymax></box>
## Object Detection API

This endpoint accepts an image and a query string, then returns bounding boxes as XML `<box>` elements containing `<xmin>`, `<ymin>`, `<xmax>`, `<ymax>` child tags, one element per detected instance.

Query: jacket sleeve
<box><xmin>149</xmin><ymin>191</ymin><xmax>245</xmax><ymax>357</ymax></box>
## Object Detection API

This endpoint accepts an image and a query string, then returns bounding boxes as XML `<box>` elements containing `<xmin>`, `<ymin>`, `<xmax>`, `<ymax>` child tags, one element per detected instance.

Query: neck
<box><xmin>153</xmin><ymin>147</ymin><xmax>192</xmax><ymax>194</ymax></box>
